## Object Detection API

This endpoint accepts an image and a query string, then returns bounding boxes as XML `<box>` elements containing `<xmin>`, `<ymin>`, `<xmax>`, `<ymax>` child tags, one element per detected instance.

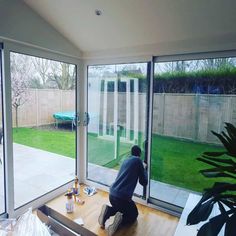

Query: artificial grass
<box><xmin>13</xmin><ymin>127</ymin><xmax>229</xmax><ymax>193</ymax></box>
<box><xmin>87</xmin><ymin>133</ymin><xmax>132</xmax><ymax>166</ymax></box>
<box><xmin>13</xmin><ymin>127</ymin><xmax>76</xmax><ymax>158</ymax></box>
<box><xmin>12</xmin><ymin>127</ymin><xmax>131</xmax><ymax>165</ymax></box>
<box><xmin>151</xmin><ymin>134</ymin><xmax>227</xmax><ymax>192</ymax></box>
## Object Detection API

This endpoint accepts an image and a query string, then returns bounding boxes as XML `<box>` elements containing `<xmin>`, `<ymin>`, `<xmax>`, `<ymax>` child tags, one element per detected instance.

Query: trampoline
<box><xmin>53</xmin><ymin>111</ymin><xmax>76</xmax><ymax>131</ymax></box>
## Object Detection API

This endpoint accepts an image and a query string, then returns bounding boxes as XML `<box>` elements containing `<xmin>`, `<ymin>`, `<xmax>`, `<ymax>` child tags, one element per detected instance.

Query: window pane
<box><xmin>10</xmin><ymin>52</ymin><xmax>76</xmax><ymax>208</ymax></box>
<box><xmin>87</xmin><ymin>63</ymin><xmax>147</xmax><ymax>196</ymax></box>
<box><xmin>151</xmin><ymin>57</ymin><xmax>236</xmax><ymax>207</ymax></box>
<box><xmin>0</xmin><ymin>48</ymin><xmax>5</xmax><ymax>214</ymax></box>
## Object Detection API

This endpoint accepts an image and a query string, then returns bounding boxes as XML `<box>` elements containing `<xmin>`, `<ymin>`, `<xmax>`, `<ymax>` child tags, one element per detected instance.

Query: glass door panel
<box><xmin>0</xmin><ymin>47</ymin><xmax>5</xmax><ymax>214</ymax></box>
<box><xmin>87</xmin><ymin>63</ymin><xmax>148</xmax><ymax>197</ymax></box>
<box><xmin>10</xmin><ymin>52</ymin><xmax>76</xmax><ymax>208</ymax></box>
<box><xmin>150</xmin><ymin>57</ymin><xmax>236</xmax><ymax>208</ymax></box>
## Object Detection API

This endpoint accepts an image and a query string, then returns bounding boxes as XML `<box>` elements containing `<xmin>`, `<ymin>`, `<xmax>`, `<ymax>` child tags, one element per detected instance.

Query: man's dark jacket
<box><xmin>110</xmin><ymin>155</ymin><xmax>148</xmax><ymax>201</ymax></box>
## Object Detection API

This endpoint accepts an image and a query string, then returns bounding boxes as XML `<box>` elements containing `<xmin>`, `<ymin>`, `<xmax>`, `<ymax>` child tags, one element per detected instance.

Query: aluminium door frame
<box><xmin>148</xmin><ymin>50</ymin><xmax>236</xmax><ymax>215</ymax></box>
<box><xmin>84</xmin><ymin>60</ymin><xmax>152</xmax><ymax>204</ymax></box>
<box><xmin>2</xmin><ymin>40</ymin><xmax>81</xmax><ymax>218</ymax></box>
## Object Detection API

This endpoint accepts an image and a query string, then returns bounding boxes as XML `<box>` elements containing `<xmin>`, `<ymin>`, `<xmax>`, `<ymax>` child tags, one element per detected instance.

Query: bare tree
<box><xmin>201</xmin><ymin>58</ymin><xmax>234</xmax><ymax>70</ymax></box>
<box><xmin>49</xmin><ymin>61</ymin><xmax>75</xmax><ymax>90</ymax></box>
<box><xmin>31</xmin><ymin>57</ymin><xmax>51</xmax><ymax>88</ymax></box>
<box><xmin>28</xmin><ymin>57</ymin><xmax>76</xmax><ymax>90</ymax></box>
<box><xmin>11</xmin><ymin>53</ymin><xmax>32</xmax><ymax>128</ymax></box>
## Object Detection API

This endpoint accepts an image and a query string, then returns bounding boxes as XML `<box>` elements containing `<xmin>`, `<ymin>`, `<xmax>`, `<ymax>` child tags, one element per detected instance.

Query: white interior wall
<box><xmin>0</xmin><ymin>0</ymin><xmax>82</xmax><ymax>58</ymax></box>
<box><xmin>1</xmin><ymin>0</ymin><xmax>235</xmax><ymax>62</ymax></box>
<box><xmin>83</xmin><ymin>32</ymin><xmax>236</xmax><ymax>61</ymax></box>
<box><xmin>23</xmin><ymin>0</ymin><xmax>236</xmax><ymax>60</ymax></box>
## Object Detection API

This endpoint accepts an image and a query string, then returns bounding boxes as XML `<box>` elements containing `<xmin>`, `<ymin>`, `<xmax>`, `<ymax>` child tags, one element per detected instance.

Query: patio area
<box><xmin>0</xmin><ymin>143</ymin><xmax>75</xmax><ymax>211</ymax></box>
<box><xmin>88</xmin><ymin>163</ymin><xmax>193</xmax><ymax>207</ymax></box>
<box><xmin>0</xmin><ymin>143</ymin><xmax>193</xmax><ymax>214</ymax></box>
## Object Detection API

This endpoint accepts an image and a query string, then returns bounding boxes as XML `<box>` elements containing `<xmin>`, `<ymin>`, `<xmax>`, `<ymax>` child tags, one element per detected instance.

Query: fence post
<box><xmin>36</xmin><ymin>89</ymin><xmax>39</xmax><ymax>127</ymax></box>
<box><xmin>194</xmin><ymin>94</ymin><xmax>200</xmax><ymax>141</ymax></box>
<box><xmin>161</xmin><ymin>93</ymin><xmax>165</xmax><ymax>135</ymax></box>
<box><xmin>60</xmin><ymin>89</ymin><xmax>63</xmax><ymax>112</ymax></box>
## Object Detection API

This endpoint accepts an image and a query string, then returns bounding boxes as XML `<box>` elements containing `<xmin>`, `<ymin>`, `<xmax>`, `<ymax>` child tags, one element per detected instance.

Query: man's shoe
<box><xmin>98</xmin><ymin>204</ymin><xmax>110</xmax><ymax>229</ymax></box>
<box><xmin>107</xmin><ymin>212</ymin><xmax>123</xmax><ymax>236</ymax></box>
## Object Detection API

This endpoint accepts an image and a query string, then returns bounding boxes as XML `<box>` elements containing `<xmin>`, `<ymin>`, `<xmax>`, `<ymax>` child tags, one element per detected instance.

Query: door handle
<box><xmin>74</xmin><ymin>112</ymin><xmax>80</xmax><ymax>127</ymax></box>
<box><xmin>83</xmin><ymin>112</ymin><xmax>90</xmax><ymax>126</ymax></box>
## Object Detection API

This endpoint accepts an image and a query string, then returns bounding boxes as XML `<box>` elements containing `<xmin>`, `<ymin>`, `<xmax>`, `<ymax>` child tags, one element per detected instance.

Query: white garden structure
<box><xmin>98</xmin><ymin>75</ymin><xmax>140</xmax><ymax>160</ymax></box>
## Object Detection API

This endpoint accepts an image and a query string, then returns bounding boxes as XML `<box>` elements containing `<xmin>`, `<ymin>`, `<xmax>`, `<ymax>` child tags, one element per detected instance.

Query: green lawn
<box><xmin>87</xmin><ymin>133</ymin><xmax>132</xmax><ymax>166</ymax></box>
<box><xmin>13</xmin><ymin>127</ymin><xmax>132</xmax><ymax>165</ymax></box>
<box><xmin>13</xmin><ymin>127</ymin><xmax>76</xmax><ymax>158</ymax></box>
<box><xmin>13</xmin><ymin>127</ymin><xmax>228</xmax><ymax>193</ymax></box>
<box><xmin>151</xmin><ymin>134</ymin><xmax>227</xmax><ymax>192</ymax></box>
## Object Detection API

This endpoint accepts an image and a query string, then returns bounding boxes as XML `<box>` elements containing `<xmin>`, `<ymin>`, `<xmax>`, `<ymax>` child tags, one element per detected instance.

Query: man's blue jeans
<box><xmin>108</xmin><ymin>194</ymin><xmax>138</xmax><ymax>225</ymax></box>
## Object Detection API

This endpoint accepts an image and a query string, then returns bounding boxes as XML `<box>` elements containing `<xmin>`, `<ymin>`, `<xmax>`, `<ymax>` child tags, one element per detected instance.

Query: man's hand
<box><xmin>143</xmin><ymin>161</ymin><xmax>147</xmax><ymax>170</ymax></box>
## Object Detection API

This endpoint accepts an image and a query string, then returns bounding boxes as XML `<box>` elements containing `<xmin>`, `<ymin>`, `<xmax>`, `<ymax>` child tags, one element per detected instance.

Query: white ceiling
<box><xmin>24</xmin><ymin>0</ymin><xmax>236</xmax><ymax>54</ymax></box>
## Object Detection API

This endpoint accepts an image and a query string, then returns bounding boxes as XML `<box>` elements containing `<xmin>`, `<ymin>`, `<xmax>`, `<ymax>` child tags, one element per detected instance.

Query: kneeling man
<box><xmin>98</xmin><ymin>145</ymin><xmax>148</xmax><ymax>236</ymax></box>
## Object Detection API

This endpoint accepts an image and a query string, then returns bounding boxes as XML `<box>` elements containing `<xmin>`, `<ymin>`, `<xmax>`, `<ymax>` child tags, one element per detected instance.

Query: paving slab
<box><xmin>0</xmin><ymin>144</ymin><xmax>195</xmax><ymax>214</ymax></box>
<box><xmin>0</xmin><ymin>143</ymin><xmax>74</xmax><ymax>209</ymax></box>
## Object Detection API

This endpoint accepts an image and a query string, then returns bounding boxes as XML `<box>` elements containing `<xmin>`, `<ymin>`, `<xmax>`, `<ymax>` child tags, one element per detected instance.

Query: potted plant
<box><xmin>187</xmin><ymin>122</ymin><xmax>236</xmax><ymax>236</ymax></box>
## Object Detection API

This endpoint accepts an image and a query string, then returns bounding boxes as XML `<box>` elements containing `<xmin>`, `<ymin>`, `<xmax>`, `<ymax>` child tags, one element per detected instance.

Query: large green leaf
<box><xmin>217</xmin><ymin>201</ymin><xmax>227</xmax><ymax>215</ymax></box>
<box><xmin>201</xmin><ymin>166</ymin><xmax>235</xmax><ymax>172</ymax></box>
<box><xmin>205</xmin><ymin>183</ymin><xmax>236</xmax><ymax>194</ymax></box>
<box><xmin>211</xmin><ymin>123</ymin><xmax>236</xmax><ymax>156</ymax></box>
<box><xmin>225</xmin><ymin>213</ymin><xmax>236</xmax><ymax>236</ymax></box>
<box><xmin>201</xmin><ymin>155</ymin><xmax>234</xmax><ymax>165</ymax></box>
<box><xmin>225</xmin><ymin>123</ymin><xmax>236</xmax><ymax>139</ymax></box>
<box><xmin>197</xmin><ymin>158</ymin><xmax>236</xmax><ymax>178</ymax></box>
<box><xmin>220</xmin><ymin>199</ymin><xmax>236</xmax><ymax>210</ymax></box>
<box><xmin>221</xmin><ymin>131</ymin><xmax>233</xmax><ymax>144</ymax></box>
<box><xmin>187</xmin><ymin>199</ymin><xmax>214</xmax><ymax>225</ymax></box>
<box><xmin>217</xmin><ymin>194</ymin><xmax>236</xmax><ymax>201</ymax></box>
<box><xmin>201</xmin><ymin>171</ymin><xmax>235</xmax><ymax>178</ymax></box>
<box><xmin>200</xmin><ymin>166</ymin><xmax>236</xmax><ymax>178</ymax></box>
<box><xmin>197</xmin><ymin>157</ymin><xmax>221</xmax><ymax>168</ymax></box>
<box><xmin>202</xmin><ymin>152</ymin><xmax>227</xmax><ymax>157</ymax></box>
<box><xmin>211</xmin><ymin>131</ymin><xmax>233</xmax><ymax>154</ymax></box>
<box><xmin>197</xmin><ymin>214</ymin><xmax>228</xmax><ymax>236</ymax></box>
<box><xmin>187</xmin><ymin>123</ymin><xmax>236</xmax><ymax>236</ymax></box>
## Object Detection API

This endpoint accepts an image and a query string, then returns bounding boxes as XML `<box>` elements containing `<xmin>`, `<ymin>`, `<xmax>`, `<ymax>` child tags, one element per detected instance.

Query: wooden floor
<box><xmin>46</xmin><ymin>186</ymin><xmax>179</xmax><ymax>236</ymax></box>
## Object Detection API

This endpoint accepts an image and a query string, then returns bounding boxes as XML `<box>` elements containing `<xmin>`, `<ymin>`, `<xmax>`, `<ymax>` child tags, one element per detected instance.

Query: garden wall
<box><xmin>101</xmin><ymin>93</ymin><xmax>236</xmax><ymax>144</ymax></box>
<box><xmin>13</xmin><ymin>89</ymin><xmax>236</xmax><ymax>144</ymax></box>
<box><xmin>153</xmin><ymin>94</ymin><xmax>236</xmax><ymax>143</ymax></box>
<box><xmin>13</xmin><ymin>89</ymin><xmax>75</xmax><ymax>127</ymax></box>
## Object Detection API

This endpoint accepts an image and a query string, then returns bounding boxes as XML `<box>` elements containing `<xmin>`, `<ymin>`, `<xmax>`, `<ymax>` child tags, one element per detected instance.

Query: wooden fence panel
<box><xmin>13</xmin><ymin>89</ymin><xmax>75</xmax><ymax>127</ymax></box>
<box><xmin>14</xmin><ymin>90</ymin><xmax>37</xmax><ymax>127</ymax></box>
<box><xmin>9</xmin><ymin>89</ymin><xmax>236</xmax><ymax>145</ymax></box>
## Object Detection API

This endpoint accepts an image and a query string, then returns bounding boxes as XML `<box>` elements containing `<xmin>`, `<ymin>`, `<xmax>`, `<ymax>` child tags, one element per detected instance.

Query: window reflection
<box><xmin>10</xmin><ymin>52</ymin><xmax>76</xmax><ymax>208</ymax></box>
<box><xmin>150</xmin><ymin>57</ymin><xmax>236</xmax><ymax>207</ymax></box>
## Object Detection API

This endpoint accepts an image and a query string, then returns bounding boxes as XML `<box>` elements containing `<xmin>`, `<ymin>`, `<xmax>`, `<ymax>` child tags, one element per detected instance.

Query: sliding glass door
<box><xmin>86</xmin><ymin>53</ymin><xmax>236</xmax><ymax>212</ymax></box>
<box><xmin>10</xmin><ymin>52</ymin><xmax>77</xmax><ymax>209</ymax></box>
<box><xmin>0</xmin><ymin>46</ymin><xmax>6</xmax><ymax>215</ymax></box>
<box><xmin>87</xmin><ymin>63</ymin><xmax>148</xmax><ymax>197</ymax></box>
<box><xmin>150</xmin><ymin>56</ymin><xmax>236</xmax><ymax>209</ymax></box>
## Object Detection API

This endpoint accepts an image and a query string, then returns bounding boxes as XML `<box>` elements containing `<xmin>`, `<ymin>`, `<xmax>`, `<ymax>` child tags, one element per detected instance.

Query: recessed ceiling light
<box><xmin>95</xmin><ymin>9</ymin><xmax>102</xmax><ymax>16</ymax></box>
